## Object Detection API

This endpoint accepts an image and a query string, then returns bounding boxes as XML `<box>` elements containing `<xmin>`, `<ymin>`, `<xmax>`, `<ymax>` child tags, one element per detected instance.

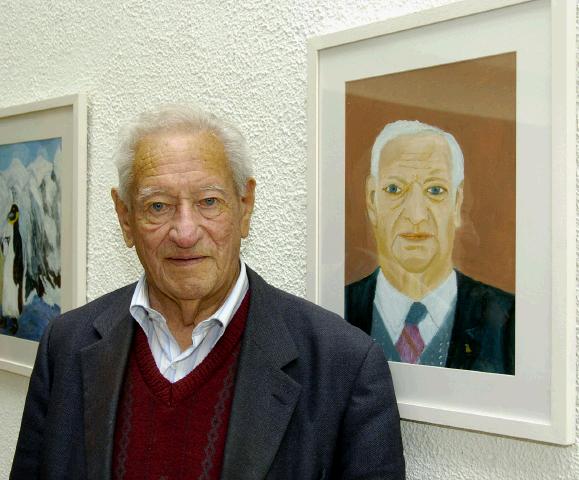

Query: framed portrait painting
<box><xmin>307</xmin><ymin>0</ymin><xmax>574</xmax><ymax>443</ymax></box>
<box><xmin>0</xmin><ymin>94</ymin><xmax>87</xmax><ymax>376</ymax></box>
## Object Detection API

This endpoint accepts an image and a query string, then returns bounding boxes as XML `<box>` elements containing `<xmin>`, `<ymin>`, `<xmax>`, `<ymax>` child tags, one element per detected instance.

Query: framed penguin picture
<box><xmin>307</xmin><ymin>0</ymin><xmax>574</xmax><ymax>444</ymax></box>
<box><xmin>0</xmin><ymin>94</ymin><xmax>87</xmax><ymax>376</ymax></box>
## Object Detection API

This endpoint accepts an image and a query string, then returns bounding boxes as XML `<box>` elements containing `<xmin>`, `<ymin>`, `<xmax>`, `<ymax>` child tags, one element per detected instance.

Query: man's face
<box><xmin>113</xmin><ymin>130</ymin><xmax>255</xmax><ymax>309</ymax></box>
<box><xmin>366</xmin><ymin>132</ymin><xmax>462</xmax><ymax>276</ymax></box>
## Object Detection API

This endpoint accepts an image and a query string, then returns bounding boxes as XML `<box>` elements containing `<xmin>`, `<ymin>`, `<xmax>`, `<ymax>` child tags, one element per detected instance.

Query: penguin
<box><xmin>1</xmin><ymin>204</ymin><xmax>24</xmax><ymax>333</ymax></box>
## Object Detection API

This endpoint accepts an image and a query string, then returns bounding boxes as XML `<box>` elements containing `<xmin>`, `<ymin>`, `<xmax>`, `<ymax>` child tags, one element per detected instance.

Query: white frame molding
<box><xmin>0</xmin><ymin>94</ymin><xmax>87</xmax><ymax>377</ymax></box>
<box><xmin>307</xmin><ymin>0</ymin><xmax>575</xmax><ymax>444</ymax></box>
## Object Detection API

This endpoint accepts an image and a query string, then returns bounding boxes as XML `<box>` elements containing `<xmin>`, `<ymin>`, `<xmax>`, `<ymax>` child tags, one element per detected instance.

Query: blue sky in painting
<box><xmin>0</xmin><ymin>138</ymin><xmax>61</xmax><ymax>171</ymax></box>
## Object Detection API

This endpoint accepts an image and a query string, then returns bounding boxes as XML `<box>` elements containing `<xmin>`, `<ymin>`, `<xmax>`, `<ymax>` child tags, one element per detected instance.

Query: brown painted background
<box><xmin>345</xmin><ymin>52</ymin><xmax>516</xmax><ymax>294</ymax></box>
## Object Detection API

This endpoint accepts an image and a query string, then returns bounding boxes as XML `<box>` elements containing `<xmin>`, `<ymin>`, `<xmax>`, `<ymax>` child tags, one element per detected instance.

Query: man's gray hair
<box><xmin>370</xmin><ymin>120</ymin><xmax>464</xmax><ymax>191</ymax></box>
<box><xmin>114</xmin><ymin>104</ymin><xmax>253</xmax><ymax>204</ymax></box>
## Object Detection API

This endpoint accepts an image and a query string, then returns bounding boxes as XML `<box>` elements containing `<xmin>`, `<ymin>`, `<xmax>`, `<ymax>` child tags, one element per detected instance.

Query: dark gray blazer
<box><xmin>11</xmin><ymin>267</ymin><xmax>405</xmax><ymax>480</ymax></box>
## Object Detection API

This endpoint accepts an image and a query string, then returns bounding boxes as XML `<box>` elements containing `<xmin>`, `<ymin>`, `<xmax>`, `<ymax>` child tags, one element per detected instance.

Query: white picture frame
<box><xmin>0</xmin><ymin>94</ymin><xmax>87</xmax><ymax>376</ymax></box>
<box><xmin>306</xmin><ymin>0</ymin><xmax>575</xmax><ymax>444</ymax></box>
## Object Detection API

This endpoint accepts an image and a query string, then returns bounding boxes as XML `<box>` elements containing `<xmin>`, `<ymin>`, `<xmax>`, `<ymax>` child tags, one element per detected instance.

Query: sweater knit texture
<box><xmin>112</xmin><ymin>292</ymin><xmax>250</xmax><ymax>480</ymax></box>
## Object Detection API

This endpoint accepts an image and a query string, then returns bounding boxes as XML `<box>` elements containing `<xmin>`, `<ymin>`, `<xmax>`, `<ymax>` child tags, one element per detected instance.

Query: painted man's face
<box><xmin>366</xmin><ymin>133</ymin><xmax>463</xmax><ymax>277</ymax></box>
<box><xmin>113</xmin><ymin>130</ymin><xmax>255</xmax><ymax>311</ymax></box>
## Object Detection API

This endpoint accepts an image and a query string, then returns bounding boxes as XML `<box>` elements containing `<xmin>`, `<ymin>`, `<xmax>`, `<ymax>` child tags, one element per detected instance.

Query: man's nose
<box><xmin>403</xmin><ymin>184</ymin><xmax>428</xmax><ymax>225</ymax></box>
<box><xmin>168</xmin><ymin>204</ymin><xmax>203</xmax><ymax>248</ymax></box>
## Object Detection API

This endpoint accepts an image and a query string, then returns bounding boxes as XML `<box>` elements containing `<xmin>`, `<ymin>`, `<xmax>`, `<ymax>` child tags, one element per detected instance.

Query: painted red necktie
<box><xmin>395</xmin><ymin>302</ymin><xmax>427</xmax><ymax>364</ymax></box>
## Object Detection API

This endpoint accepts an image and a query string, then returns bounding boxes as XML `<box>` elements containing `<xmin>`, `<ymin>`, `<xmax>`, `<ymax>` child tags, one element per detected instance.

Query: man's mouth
<box><xmin>166</xmin><ymin>255</ymin><xmax>207</xmax><ymax>265</ymax></box>
<box><xmin>399</xmin><ymin>232</ymin><xmax>433</xmax><ymax>241</ymax></box>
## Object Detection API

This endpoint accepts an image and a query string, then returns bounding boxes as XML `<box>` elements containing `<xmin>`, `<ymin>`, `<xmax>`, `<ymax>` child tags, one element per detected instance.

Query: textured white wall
<box><xmin>0</xmin><ymin>0</ymin><xmax>577</xmax><ymax>478</ymax></box>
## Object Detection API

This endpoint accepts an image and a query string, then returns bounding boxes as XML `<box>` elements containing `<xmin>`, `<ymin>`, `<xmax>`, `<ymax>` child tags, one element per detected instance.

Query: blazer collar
<box><xmin>221</xmin><ymin>267</ymin><xmax>301</xmax><ymax>480</ymax></box>
<box><xmin>81</xmin><ymin>284</ymin><xmax>135</xmax><ymax>480</ymax></box>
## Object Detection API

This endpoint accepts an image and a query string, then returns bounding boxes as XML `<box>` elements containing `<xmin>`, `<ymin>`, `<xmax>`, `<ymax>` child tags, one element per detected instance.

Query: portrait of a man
<box><xmin>345</xmin><ymin>120</ymin><xmax>515</xmax><ymax>375</ymax></box>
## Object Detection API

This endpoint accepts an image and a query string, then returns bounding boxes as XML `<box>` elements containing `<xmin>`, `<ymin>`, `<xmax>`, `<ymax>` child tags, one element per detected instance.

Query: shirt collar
<box><xmin>420</xmin><ymin>271</ymin><xmax>457</xmax><ymax>327</ymax></box>
<box><xmin>374</xmin><ymin>269</ymin><xmax>457</xmax><ymax>340</ymax></box>
<box><xmin>129</xmin><ymin>261</ymin><xmax>249</xmax><ymax>333</ymax></box>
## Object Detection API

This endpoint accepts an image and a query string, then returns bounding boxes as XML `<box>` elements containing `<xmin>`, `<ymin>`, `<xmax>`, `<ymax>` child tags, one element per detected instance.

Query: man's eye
<box><xmin>426</xmin><ymin>186</ymin><xmax>447</xmax><ymax>196</ymax></box>
<box><xmin>199</xmin><ymin>197</ymin><xmax>219</xmax><ymax>208</ymax></box>
<box><xmin>383</xmin><ymin>184</ymin><xmax>402</xmax><ymax>194</ymax></box>
<box><xmin>149</xmin><ymin>202</ymin><xmax>166</xmax><ymax>213</ymax></box>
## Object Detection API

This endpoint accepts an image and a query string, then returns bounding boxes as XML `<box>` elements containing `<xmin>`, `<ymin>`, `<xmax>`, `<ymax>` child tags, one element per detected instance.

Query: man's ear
<box><xmin>111</xmin><ymin>188</ymin><xmax>135</xmax><ymax>248</ymax></box>
<box><xmin>453</xmin><ymin>183</ymin><xmax>464</xmax><ymax>228</ymax></box>
<box><xmin>365</xmin><ymin>175</ymin><xmax>378</xmax><ymax>227</ymax></box>
<box><xmin>239</xmin><ymin>178</ymin><xmax>256</xmax><ymax>239</ymax></box>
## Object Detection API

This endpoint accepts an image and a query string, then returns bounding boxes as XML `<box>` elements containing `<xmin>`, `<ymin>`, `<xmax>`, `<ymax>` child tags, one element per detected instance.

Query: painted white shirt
<box><xmin>373</xmin><ymin>269</ymin><xmax>457</xmax><ymax>346</ymax></box>
<box><xmin>129</xmin><ymin>262</ymin><xmax>249</xmax><ymax>383</ymax></box>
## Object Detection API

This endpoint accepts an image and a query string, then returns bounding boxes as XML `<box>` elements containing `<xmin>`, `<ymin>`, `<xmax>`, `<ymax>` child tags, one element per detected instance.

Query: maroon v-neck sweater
<box><xmin>112</xmin><ymin>293</ymin><xmax>250</xmax><ymax>480</ymax></box>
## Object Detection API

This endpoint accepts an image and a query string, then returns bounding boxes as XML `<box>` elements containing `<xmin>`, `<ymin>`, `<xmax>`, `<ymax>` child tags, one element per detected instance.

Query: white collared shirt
<box><xmin>373</xmin><ymin>269</ymin><xmax>457</xmax><ymax>346</ymax></box>
<box><xmin>129</xmin><ymin>262</ymin><xmax>249</xmax><ymax>383</ymax></box>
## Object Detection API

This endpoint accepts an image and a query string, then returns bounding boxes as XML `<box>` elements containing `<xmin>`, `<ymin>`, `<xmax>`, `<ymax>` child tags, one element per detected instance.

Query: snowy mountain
<box><xmin>0</xmin><ymin>149</ymin><xmax>61</xmax><ymax>307</ymax></box>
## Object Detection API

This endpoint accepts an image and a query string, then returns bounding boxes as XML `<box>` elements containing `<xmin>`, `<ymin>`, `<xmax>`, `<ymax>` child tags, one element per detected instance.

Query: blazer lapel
<box><xmin>81</xmin><ymin>287</ymin><xmax>135</xmax><ymax>480</ymax></box>
<box><xmin>221</xmin><ymin>269</ymin><xmax>302</xmax><ymax>480</ymax></box>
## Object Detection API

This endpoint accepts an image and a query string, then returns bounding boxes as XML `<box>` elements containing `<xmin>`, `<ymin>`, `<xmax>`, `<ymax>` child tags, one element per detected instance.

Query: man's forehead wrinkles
<box><xmin>380</xmin><ymin>163</ymin><xmax>451</xmax><ymax>184</ymax></box>
<box><xmin>383</xmin><ymin>164</ymin><xmax>445</xmax><ymax>175</ymax></box>
<box><xmin>200</xmin><ymin>184</ymin><xmax>227</xmax><ymax>192</ymax></box>
<box><xmin>396</xmin><ymin>164</ymin><xmax>449</xmax><ymax>173</ymax></box>
<box><xmin>135</xmin><ymin>154</ymin><xmax>209</xmax><ymax>173</ymax></box>
<box><xmin>382</xmin><ymin>151</ymin><xmax>451</xmax><ymax>175</ymax></box>
<box><xmin>399</xmin><ymin>145</ymin><xmax>435</xmax><ymax>156</ymax></box>
<box><xmin>398</xmin><ymin>163</ymin><xmax>432</xmax><ymax>170</ymax></box>
<box><xmin>134</xmin><ymin>135</ymin><xmax>231</xmax><ymax>168</ymax></box>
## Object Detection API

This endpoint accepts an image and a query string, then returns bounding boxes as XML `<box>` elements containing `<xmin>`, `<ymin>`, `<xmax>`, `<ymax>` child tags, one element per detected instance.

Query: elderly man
<box><xmin>345</xmin><ymin>120</ymin><xmax>514</xmax><ymax>374</ymax></box>
<box><xmin>11</xmin><ymin>105</ymin><xmax>405</xmax><ymax>480</ymax></box>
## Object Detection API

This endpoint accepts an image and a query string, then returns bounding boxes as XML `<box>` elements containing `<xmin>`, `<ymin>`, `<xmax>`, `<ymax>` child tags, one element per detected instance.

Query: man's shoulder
<box><xmin>456</xmin><ymin>270</ymin><xmax>514</xmax><ymax>308</ymax></box>
<box><xmin>454</xmin><ymin>270</ymin><xmax>515</xmax><ymax>333</ymax></box>
<box><xmin>270</xmin><ymin>283</ymin><xmax>370</xmax><ymax>341</ymax></box>
<box><xmin>343</xmin><ymin>269</ymin><xmax>379</xmax><ymax>332</ymax></box>
<box><xmin>47</xmin><ymin>282</ymin><xmax>136</xmax><ymax>346</ymax></box>
<box><xmin>345</xmin><ymin>269</ymin><xmax>379</xmax><ymax>296</ymax></box>
<box><xmin>247</xmin><ymin>267</ymin><xmax>376</xmax><ymax>356</ymax></box>
<box><xmin>59</xmin><ymin>282</ymin><xmax>135</xmax><ymax>321</ymax></box>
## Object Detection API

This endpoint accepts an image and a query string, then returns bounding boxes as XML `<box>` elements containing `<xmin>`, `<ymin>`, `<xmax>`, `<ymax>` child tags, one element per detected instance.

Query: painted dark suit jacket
<box><xmin>345</xmin><ymin>269</ymin><xmax>515</xmax><ymax>375</ymax></box>
<box><xmin>10</xmin><ymin>267</ymin><xmax>405</xmax><ymax>480</ymax></box>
